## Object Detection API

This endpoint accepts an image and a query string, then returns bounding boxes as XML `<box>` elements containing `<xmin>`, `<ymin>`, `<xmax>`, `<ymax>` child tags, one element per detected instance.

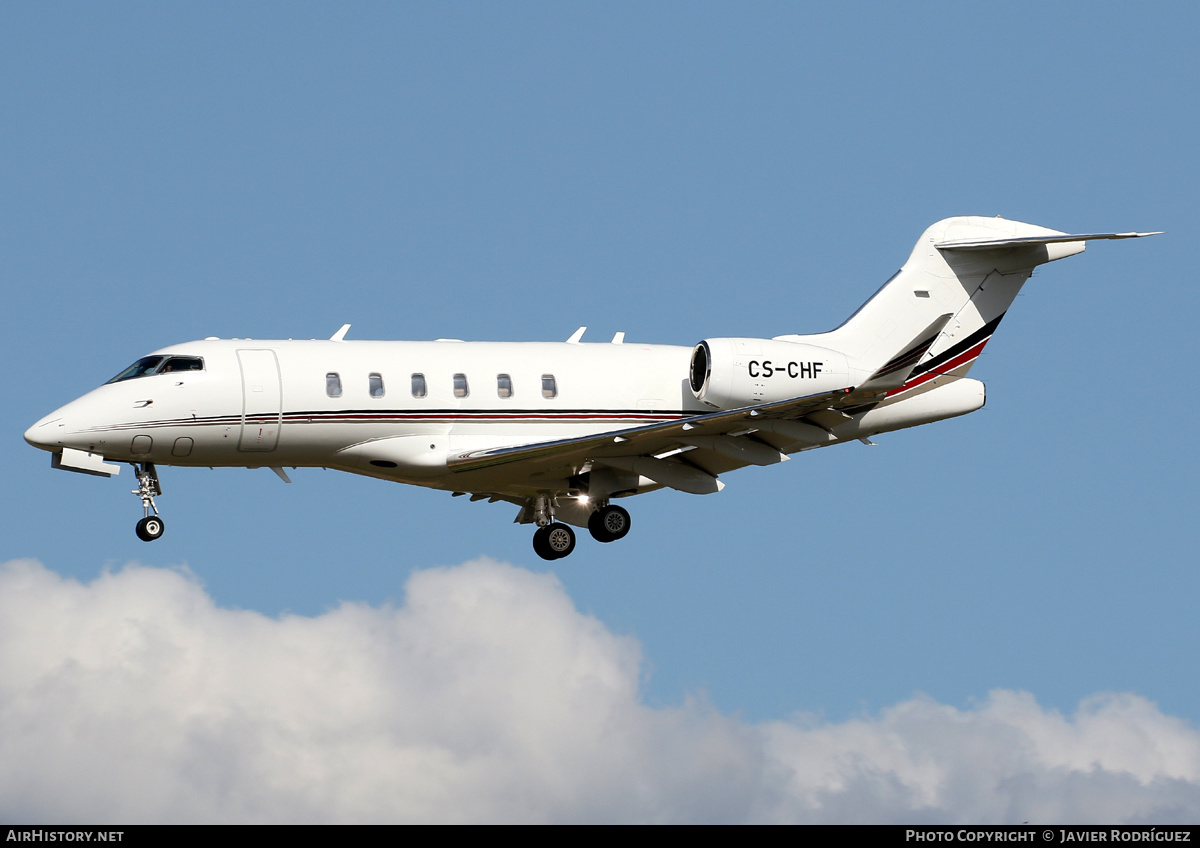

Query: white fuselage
<box><xmin>26</xmin><ymin>337</ymin><xmax>716</xmax><ymax>491</ymax></box>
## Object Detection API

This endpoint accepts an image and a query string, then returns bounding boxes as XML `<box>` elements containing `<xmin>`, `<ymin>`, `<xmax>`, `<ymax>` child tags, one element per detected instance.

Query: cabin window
<box><xmin>411</xmin><ymin>373</ymin><xmax>427</xmax><ymax>398</ymax></box>
<box><xmin>369</xmin><ymin>373</ymin><xmax>385</xmax><ymax>398</ymax></box>
<box><xmin>326</xmin><ymin>372</ymin><xmax>342</xmax><ymax>398</ymax></box>
<box><xmin>497</xmin><ymin>374</ymin><xmax>513</xmax><ymax>398</ymax></box>
<box><xmin>541</xmin><ymin>374</ymin><xmax>557</xmax><ymax>399</ymax></box>
<box><xmin>453</xmin><ymin>373</ymin><xmax>469</xmax><ymax>398</ymax></box>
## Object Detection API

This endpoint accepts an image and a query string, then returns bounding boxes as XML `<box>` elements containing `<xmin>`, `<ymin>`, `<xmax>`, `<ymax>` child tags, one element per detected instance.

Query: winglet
<box><xmin>566</xmin><ymin>326</ymin><xmax>587</xmax><ymax>344</ymax></box>
<box><xmin>857</xmin><ymin>313</ymin><xmax>953</xmax><ymax>393</ymax></box>
<box><xmin>330</xmin><ymin>324</ymin><xmax>351</xmax><ymax>341</ymax></box>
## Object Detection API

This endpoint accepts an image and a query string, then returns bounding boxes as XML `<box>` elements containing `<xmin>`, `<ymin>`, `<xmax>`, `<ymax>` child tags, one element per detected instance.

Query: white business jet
<box><xmin>25</xmin><ymin>217</ymin><xmax>1157</xmax><ymax>559</ymax></box>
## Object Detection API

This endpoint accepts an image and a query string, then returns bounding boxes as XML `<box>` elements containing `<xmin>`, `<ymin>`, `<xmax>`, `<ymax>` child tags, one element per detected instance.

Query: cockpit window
<box><xmin>160</xmin><ymin>356</ymin><xmax>204</xmax><ymax>373</ymax></box>
<box><xmin>106</xmin><ymin>355</ymin><xmax>205</xmax><ymax>383</ymax></box>
<box><xmin>107</xmin><ymin>357</ymin><xmax>165</xmax><ymax>383</ymax></box>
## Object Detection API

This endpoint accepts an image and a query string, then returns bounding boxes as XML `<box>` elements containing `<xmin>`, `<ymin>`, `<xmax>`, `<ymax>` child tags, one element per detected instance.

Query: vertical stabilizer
<box><xmin>776</xmin><ymin>217</ymin><xmax>1153</xmax><ymax>400</ymax></box>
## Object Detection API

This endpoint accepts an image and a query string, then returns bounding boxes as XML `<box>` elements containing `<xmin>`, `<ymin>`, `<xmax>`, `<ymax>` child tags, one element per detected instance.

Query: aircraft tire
<box><xmin>135</xmin><ymin>515</ymin><xmax>165</xmax><ymax>542</ymax></box>
<box><xmin>533</xmin><ymin>523</ymin><xmax>575</xmax><ymax>560</ymax></box>
<box><xmin>588</xmin><ymin>505</ymin><xmax>631</xmax><ymax>543</ymax></box>
<box><xmin>533</xmin><ymin>526</ymin><xmax>555</xmax><ymax>560</ymax></box>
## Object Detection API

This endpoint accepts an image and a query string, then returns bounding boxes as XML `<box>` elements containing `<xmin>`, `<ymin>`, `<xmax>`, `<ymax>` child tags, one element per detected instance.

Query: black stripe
<box><xmin>283</xmin><ymin>407</ymin><xmax>688</xmax><ymax>417</ymax></box>
<box><xmin>879</xmin><ymin>330</ymin><xmax>941</xmax><ymax>373</ymax></box>
<box><xmin>90</xmin><ymin>408</ymin><xmax>690</xmax><ymax>432</ymax></box>
<box><xmin>910</xmin><ymin>312</ymin><xmax>1005</xmax><ymax>377</ymax></box>
<box><xmin>876</xmin><ymin>333</ymin><xmax>939</xmax><ymax>376</ymax></box>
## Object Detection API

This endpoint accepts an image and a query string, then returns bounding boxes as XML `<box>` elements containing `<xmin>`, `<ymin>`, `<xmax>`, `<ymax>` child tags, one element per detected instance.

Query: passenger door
<box><xmin>237</xmin><ymin>349</ymin><xmax>282</xmax><ymax>452</ymax></box>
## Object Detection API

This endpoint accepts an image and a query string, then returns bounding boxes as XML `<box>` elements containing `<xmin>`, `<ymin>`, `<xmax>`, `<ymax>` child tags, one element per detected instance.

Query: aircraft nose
<box><xmin>24</xmin><ymin>414</ymin><xmax>64</xmax><ymax>450</ymax></box>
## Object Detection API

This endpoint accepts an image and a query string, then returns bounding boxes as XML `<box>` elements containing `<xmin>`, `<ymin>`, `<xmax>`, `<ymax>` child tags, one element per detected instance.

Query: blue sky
<box><xmin>2</xmin><ymin>3</ymin><xmax>1198</xmax><ymax>823</ymax></box>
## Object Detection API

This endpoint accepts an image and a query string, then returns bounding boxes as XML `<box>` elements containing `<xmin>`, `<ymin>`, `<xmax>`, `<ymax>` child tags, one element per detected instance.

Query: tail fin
<box><xmin>778</xmin><ymin>217</ymin><xmax>1158</xmax><ymax>397</ymax></box>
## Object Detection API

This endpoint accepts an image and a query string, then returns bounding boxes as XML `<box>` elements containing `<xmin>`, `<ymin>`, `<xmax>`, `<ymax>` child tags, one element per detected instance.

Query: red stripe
<box><xmin>284</xmin><ymin>413</ymin><xmax>682</xmax><ymax>423</ymax></box>
<box><xmin>104</xmin><ymin>412</ymin><xmax>682</xmax><ymax>430</ymax></box>
<box><xmin>885</xmin><ymin>337</ymin><xmax>991</xmax><ymax>397</ymax></box>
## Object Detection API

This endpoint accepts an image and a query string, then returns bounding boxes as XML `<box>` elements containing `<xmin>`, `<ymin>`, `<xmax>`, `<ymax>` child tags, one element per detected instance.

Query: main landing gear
<box><xmin>588</xmin><ymin>505</ymin><xmax>631</xmax><ymax>544</ymax></box>
<box><xmin>529</xmin><ymin>496</ymin><xmax>632</xmax><ymax>561</ymax></box>
<box><xmin>131</xmin><ymin>462</ymin><xmax>165</xmax><ymax>542</ymax></box>
<box><xmin>533</xmin><ymin>524</ymin><xmax>576</xmax><ymax>560</ymax></box>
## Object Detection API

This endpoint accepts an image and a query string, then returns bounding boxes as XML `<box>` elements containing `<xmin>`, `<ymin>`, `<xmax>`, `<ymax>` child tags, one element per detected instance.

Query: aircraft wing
<box><xmin>446</xmin><ymin>385</ymin><xmax>858</xmax><ymax>494</ymax></box>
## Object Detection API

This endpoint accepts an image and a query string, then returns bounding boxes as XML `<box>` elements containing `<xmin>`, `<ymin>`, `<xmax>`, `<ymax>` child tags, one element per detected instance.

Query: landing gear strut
<box><xmin>131</xmin><ymin>462</ymin><xmax>165</xmax><ymax>542</ymax></box>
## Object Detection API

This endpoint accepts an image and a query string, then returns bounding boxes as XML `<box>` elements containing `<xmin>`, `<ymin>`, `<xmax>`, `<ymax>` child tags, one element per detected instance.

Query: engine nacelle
<box><xmin>689</xmin><ymin>338</ymin><xmax>853</xmax><ymax>409</ymax></box>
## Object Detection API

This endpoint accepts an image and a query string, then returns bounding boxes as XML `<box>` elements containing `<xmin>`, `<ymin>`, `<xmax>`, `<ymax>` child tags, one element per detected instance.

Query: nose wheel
<box><xmin>131</xmin><ymin>462</ymin><xmax>165</xmax><ymax>542</ymax></box>
<box><xmin>136</xmin><ymin>515</ymin><xmax>166</xmax><ymax>541</ymax></box>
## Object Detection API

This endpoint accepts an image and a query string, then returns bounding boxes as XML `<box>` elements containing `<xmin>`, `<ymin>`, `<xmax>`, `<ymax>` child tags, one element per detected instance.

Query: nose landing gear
<box><xmin>136</xmin><ymin>514</ymin><xmax>165</xmax><ymax>542</ymax></box>
<box><xmin>131</xmin><ymin>462</ymin><xmax>165</xmax><ymax>542</ymax></box>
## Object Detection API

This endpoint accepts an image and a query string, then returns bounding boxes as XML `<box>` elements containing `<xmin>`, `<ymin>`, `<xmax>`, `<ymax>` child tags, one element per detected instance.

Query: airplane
<box><xmin>24</xmin><ymin>216</ymin><xmax>1158</xmax><ymax>560</ymax></box>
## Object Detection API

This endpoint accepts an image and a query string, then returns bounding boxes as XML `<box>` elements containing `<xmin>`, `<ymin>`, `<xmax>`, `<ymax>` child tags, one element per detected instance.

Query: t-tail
<box><xmin>778</xmin><ymin>216</ymin><xmax>1160</xmax><ymax>402</ymax></box>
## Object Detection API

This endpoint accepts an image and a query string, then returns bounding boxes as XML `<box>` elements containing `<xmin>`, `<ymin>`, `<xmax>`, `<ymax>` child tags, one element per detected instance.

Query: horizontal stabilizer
<box><xmin>935</xmin><ymin>231</ymin><xmax>1161</xmax><ymax>251</ymax></box>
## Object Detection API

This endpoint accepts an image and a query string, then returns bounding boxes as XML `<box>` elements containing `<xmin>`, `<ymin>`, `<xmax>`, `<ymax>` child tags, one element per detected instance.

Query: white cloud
<box><xmin>0</xmin><ymin>557</ymin><xmax>1197</xmax><ymax>824</ymax></box>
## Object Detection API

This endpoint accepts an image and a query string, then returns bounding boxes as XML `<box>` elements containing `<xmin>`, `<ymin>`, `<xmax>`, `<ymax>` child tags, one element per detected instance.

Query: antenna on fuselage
<box><xmin>330</xmin><ymin>324</ymin><xmax>351</xmax><ymax>341</ymax></box>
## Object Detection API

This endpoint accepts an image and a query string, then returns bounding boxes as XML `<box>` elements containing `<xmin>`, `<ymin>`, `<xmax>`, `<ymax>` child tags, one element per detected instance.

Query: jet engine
<box><xmin>689</xmin><ymin>338</ymin><xmax>854</xmax><ymax>409</ymax></box>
